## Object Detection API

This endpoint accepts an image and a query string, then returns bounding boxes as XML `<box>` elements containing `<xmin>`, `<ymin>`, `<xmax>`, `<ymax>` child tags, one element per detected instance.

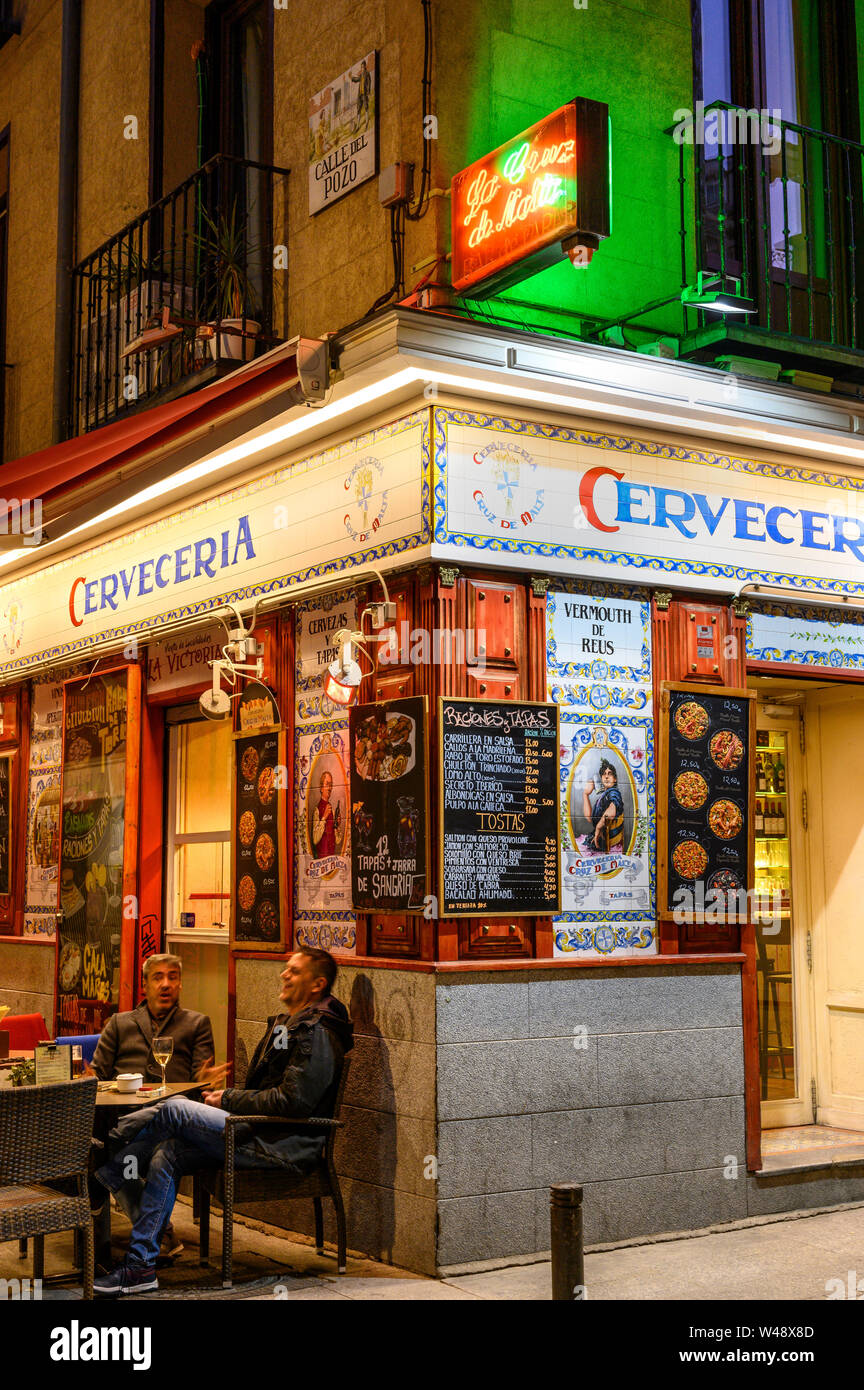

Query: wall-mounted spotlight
<box><xmin>324</xmin><ymin>640</ymin><xmax>364</xmax><ymax>708</ymax></box>
<box><xmin>321</xmin><ymin>598</ymin><xmax>398</xmax><ymax>708</ymax></box>
<box><xmin>199</xmin><ymin>606</ymin><xmax>264</xmax><ymax>719</ymax></box>
<box><xmin>680</xmin><ymin>271</ymin><xmax>756</xmax><ymax>316</ymax></box>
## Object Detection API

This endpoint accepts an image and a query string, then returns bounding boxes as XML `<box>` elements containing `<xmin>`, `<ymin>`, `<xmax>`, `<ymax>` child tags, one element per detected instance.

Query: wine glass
<box><xmin>152</xmin><ymin>1035</ymin><xmax>174</xmax><ymax>1095</ymax></box>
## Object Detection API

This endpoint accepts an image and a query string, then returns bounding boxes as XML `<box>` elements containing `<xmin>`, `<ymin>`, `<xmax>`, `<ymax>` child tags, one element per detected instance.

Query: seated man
<box><xmin>93</xmin><ymin>946</ymin><xmax>353</xmax><ymax>1296</ymax></box>
<box><xmin>91</xmin><ymin>953</ymin><xmax>222</xmax><ymax>1087</ymax></box>
<box><xmin>90</xmin><ymin>952</ymin><xmax>229</xmax><ymax>1260</ymax></box>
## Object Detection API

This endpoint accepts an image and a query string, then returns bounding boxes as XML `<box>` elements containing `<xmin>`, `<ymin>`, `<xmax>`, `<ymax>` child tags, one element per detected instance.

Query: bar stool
<box><xmin>756</xmin><ymin>933</ymin><xmax>791</xmax><ymax>1098</ymax></box>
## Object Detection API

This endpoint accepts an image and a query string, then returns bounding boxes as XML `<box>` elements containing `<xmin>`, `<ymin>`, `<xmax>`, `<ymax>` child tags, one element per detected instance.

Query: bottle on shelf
<box><xmin>755</xmin><ymin>798</ymin><xmax>764</xmax><ymax>833</ymax></box>
<box><xmin>776</xmin><ymin>756</ymin><xmax>786</xmax><ymax>795</ymax></box>
<box><xmin>757</xmin><ymin>754</ymin><xmax>767</xmax><ymax>792</ymax></box>
<box><xmin>766</xmin><ymin>755</ymin><xmax>777</xmax><ymax>793</ymax></box>
<box><xmin>777</xmin><ymin>800</ymin><xmax>786</xmax><ymax>836</ymax></box>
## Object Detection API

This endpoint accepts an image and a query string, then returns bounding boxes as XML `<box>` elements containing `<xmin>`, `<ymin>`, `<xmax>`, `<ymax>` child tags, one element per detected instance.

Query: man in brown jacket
<box><xmin>91</xmin><ymin>954</ymin><xmax>220</xmax><ymax>1086</ymax></box>
<box><xmin>90</xmin><ymin>953</ymin><xmax>228</xmax><ymax>1259</ymax></box>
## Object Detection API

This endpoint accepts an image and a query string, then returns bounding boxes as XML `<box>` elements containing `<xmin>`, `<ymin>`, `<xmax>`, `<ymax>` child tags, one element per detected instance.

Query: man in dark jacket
<box><xmin>93</xmin><ymin>946</ymin><xmax>352</xmax><ymax>1296</ymax></box>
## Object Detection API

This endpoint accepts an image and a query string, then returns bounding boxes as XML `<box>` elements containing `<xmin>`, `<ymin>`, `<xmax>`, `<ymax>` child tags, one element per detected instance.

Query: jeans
<box><xmin>95</xmin><ymin>1096</ymin><xmax>285</xmax><ymax>1268</ymax></box>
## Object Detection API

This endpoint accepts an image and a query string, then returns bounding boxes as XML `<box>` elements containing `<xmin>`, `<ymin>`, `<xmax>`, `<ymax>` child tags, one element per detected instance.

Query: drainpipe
<box><xmin>52</xmin><ymin>0</ymin><xmax>82</xmax><ymax>444</ymax></box>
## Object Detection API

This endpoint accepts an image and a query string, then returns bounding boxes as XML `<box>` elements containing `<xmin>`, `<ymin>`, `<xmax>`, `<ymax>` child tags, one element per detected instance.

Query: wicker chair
<box><xmin>0</xmin><ymin>1077</ymin><xmax>97</xmax><ymax>1299</ymax></box>
<box><xmin>196</xmin><ymin>1059</ymin><xmax>350</xmax><ymax>1289</ymax></box>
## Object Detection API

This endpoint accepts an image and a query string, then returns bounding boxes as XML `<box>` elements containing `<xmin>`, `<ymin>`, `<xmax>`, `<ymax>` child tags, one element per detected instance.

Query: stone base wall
<box><xmin>234</xmin><ymin>958</ymin><xmax>438</xmax><ymax>1275</ymax></box>
<box><xmin>435</xmin><ymin>965</ymin><xmax>748</xmax><ymax>1269</ymax></box>
<box><xmin>234</xmin><ymin>959</ymin><xmax>864</xmax><ymax>1276</ymax></box>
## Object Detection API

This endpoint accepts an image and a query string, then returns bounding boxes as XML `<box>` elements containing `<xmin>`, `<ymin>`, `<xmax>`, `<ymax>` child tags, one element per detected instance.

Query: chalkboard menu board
<box><xmin>440</xmin><ymin>698</ymin><xmax>560</xmax><ymax>918</ymax></box>
<box><xmin>0</xmin><ymin>754</ymin><xmax>10</xmax><ymax>897</ymax></box>
<box><xmin>231</xmin><ymin>725</ymin><xmax>287</xmax><ymax>951</ymax></box>
<box><xmin>659</xmin><ymin>683</ymin><xmax>755</xmax><ymax>923</ymax></box>
<box><xmin>349</xmin><ymin>696</ymin><xmax>429</xmax><ymax>913</ymax></box>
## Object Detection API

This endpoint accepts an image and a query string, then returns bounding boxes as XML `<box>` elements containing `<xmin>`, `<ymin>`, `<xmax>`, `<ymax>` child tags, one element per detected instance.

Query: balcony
<box><xmin>677</xmin><ymin>104</ymin><xmax>864</xmax><ymax>388</ymax></box>
<box><xmin>69</xmin><ymin>155</ymin><xmax>289</xmax><ymax>436</ymax></box>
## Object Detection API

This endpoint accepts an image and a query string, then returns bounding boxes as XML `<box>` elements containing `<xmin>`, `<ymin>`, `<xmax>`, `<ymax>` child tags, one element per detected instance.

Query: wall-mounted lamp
<box><xmin>590</xmin><ymin>270</ymin><xmax>756</xmax><ymax>342</ymax></box>
<box><xmin>324</xmin><ymin>640</ymin><xmax>364</xmax><ymax>707</ymax></box>
<box><xmin>738</xmin><ymin>582</ymin><xmax>864</xmax><ymax>611</ymax></box>
<box><xmin>322</xmin><ymin>598</ymin><xmax>398</xmax><ymax>708</ymax></box>
<box><xmin>199</xmin><ymin>605</ymin><xmax>264</xmax><ymax>719</ymax></box>
<box><xmin>681</xmin><ymin>271</ymin><xmax>756</xmax><ymax>316</ymax></box>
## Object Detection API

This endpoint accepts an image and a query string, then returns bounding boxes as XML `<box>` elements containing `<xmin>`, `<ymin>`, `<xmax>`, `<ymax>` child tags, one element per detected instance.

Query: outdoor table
<box><xmin>95</xmin><ymin>1078</ymin><xmax>204</xmax><ymax>1107</ymax></box>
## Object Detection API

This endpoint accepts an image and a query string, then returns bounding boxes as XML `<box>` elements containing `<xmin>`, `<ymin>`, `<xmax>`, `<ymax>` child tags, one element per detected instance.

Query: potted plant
<box><xmin>196</xmin><ymin>202</ymin><xmax>262</xmax><ymax>362</ymax></box>
<box><xmin>10</xmin><ymin>1057</ymin><xmax>36</xmax><ymax>1086</ymax></box>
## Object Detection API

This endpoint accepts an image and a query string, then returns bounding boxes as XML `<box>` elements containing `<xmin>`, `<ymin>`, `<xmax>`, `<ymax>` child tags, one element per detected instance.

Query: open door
<box><xmin>755</xmin><ymin>701</ymin><xmax>813</xmax><ymax>1127</ymax></box>
<box><xmin>804</xmin><ymin>684</ymin><xmax>864</xmax><ymax>1131</ymax></box>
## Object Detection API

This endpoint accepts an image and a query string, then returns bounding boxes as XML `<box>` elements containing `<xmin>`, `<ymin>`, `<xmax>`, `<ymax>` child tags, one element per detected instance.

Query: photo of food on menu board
<box><xmin>232</xmin><ymin>726</ymin><xmax>285</xmax><ymax>950</ymax></box>
<box><xmin>349</xmin><ymin>696</ymin><xmax>429</xmax><ymax>913</ymax></box>
<box><xmin>661</xmin><ymin>684</ymin><xmax>754</xmax><ymax>923</ymax></box>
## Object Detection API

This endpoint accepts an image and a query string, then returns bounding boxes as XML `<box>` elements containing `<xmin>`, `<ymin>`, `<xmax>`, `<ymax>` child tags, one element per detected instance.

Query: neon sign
<box><xmin>450</xmin><ymin>99</ymin><xmax>610</xmax><ymax>298</ymax></box>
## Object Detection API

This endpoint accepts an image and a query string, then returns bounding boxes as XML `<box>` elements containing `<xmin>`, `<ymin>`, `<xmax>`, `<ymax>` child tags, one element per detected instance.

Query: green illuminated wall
<box><xmin>436</xmin><ymin>0</ymin><xmax>696</xmax><ymax>342</ymax></box>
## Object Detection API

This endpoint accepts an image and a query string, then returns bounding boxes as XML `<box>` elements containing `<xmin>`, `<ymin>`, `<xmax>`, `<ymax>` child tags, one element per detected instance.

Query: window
<box><xmin>692</xmin><ymin>0</ymin><xmax>863</xmax><ymax>346</ymax></box>
<box><xmin>165</xmin><ymin>716</ymin><xmax>232</xmax><ymax>928</ymax></box>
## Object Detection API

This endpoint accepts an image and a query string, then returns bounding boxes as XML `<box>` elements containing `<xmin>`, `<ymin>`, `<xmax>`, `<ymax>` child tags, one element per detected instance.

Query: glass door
<box><xmin>163</xmin><ymin>712</ymin><xmax>232</xmax><ymax>1061</ymax></box>
<box><xmin>755</xmin><ymin>707</ymin><xmax>813</xmax><ymax>1127</ymax></box>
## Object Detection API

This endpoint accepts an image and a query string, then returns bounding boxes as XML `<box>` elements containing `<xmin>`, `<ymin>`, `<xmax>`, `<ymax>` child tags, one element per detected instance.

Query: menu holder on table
<box><xmin>34</xmin><ymin>1043</ymin><xmax>73</xmax><ymax>1085</ymax></box>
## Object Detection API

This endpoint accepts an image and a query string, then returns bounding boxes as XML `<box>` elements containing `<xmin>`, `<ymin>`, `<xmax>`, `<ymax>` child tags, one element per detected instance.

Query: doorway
<box><xmin>751</xmin><ymin>675</ymin><xmax>864</xmax><ymax>1135</ymax></box>
<box><xmin>162</xmin><ymin>706</ymin><xmax>232</xmax><ymax>1062</ymax></box>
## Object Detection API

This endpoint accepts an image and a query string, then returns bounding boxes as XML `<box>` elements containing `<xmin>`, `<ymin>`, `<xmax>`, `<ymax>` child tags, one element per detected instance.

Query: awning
<box><xmin>0</xmin><ymin>345</ymin><xmax>301</xmax><ymax>528</ymax></box>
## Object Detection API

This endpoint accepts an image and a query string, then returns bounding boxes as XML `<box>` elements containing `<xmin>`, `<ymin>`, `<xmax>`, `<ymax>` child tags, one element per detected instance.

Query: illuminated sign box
<box><xmin>450</xmin><ymin>98</ymin><xmax>610</xmax><ymax>298</ymax></box>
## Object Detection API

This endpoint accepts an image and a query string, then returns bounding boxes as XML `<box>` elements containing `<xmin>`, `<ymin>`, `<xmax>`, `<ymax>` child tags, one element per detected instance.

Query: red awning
<box><xmin>0</xmin><ymin>348</ymin><xmax>300</xmax><ymax>519</ymax></box>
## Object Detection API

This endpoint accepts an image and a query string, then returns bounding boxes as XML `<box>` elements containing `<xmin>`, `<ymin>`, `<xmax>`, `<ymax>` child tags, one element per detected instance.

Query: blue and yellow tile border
<box><xmin>432</xmin><ymin>406</ymin><xmax>864</xmax><ymax>599</ymax></box>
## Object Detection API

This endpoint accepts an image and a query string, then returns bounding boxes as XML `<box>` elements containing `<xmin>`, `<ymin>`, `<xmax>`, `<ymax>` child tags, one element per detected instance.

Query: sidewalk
<box><xmin>11</xmin><ymin>1199</ymin><xmax>863</xmax><ymax>1301</ymax></box>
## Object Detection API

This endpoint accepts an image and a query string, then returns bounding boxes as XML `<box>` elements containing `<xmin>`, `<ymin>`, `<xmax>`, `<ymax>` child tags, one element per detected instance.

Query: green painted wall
<box><xmin>437</xmin><ymin>0</ymin><xmax>695</xmax><ymax>343</ymax></box>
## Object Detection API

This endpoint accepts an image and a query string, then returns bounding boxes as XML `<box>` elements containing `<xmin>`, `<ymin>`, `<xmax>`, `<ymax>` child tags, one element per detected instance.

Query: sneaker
<box><xmin>94</xmin><ymin>1258</ymin><xmax>159</xmax><ymax>1297</ymax></box>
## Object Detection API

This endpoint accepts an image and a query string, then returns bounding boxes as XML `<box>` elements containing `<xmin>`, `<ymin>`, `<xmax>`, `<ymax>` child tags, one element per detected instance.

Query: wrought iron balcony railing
<box><xmin>70</xmin><ymin>154</ymin><xmax>290</xmax><ymax>436</ymax></box>
<box><xmin>679</xmin><ymin>102</ymin><xmax>864</xmax><ymax>358</ymax></box>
